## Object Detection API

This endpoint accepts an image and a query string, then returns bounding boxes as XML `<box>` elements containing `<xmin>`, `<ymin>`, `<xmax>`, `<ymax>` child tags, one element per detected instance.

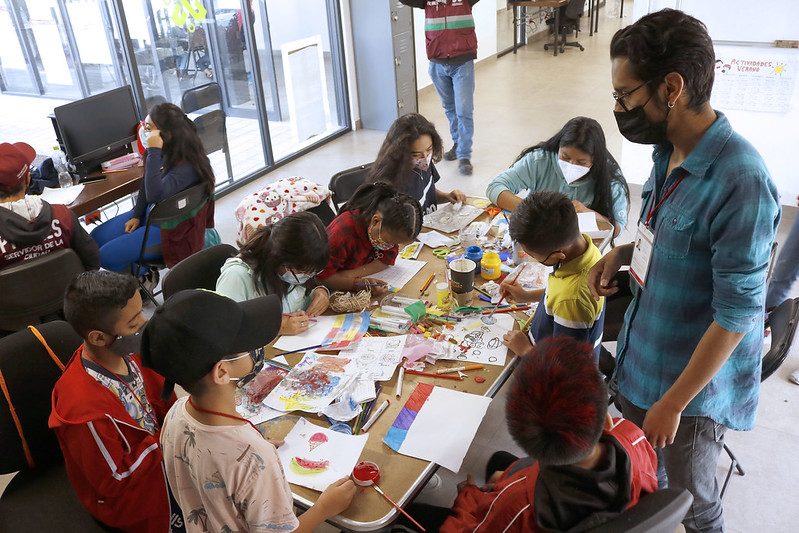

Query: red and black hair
<box><xmin>505</xmin><ymin>337</ymin><xmax>608</xmax><ymax>465</ymax></box>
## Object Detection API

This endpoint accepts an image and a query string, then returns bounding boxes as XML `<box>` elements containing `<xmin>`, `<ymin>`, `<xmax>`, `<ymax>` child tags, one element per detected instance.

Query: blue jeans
<box><xmin>619</xmin><ymin>394</ymin><xmax>727</xmax><ymax>533</ymax></box>
<box><xmin>766</xmin><ymin>211</ymin><xmax>799</xmax><ymax>310</ymax></box>
<box><xmin>91</xmin><ymin>209</ymin><xmax>161</xmax><ymax>273</ymax></box>
<box><xmin>428</xmin><ymin>60</ymin><xmax>474</xmax><ymax>160</ymax></box>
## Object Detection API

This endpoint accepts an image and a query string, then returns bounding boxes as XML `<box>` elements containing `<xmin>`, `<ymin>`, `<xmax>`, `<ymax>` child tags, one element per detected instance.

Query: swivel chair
<box><xmin>329</xmin><ymin>163</ymin><xmax>373</xmax><ymax>211</ymax></box>
<box><xmin>545</xmin><ymin>0</ymin><xmax>585</xmax><ymax>54</ymax></box>
<box><xmin>181</xmin><ymin>82</ymin><xmax>234</xmax><ymax>186</ymax></box>
<box><xmin>584</xmin><ymin>488</ymin><xmax>693</xmax><ymax>533</ymax></box>
<box><xmin>162</xmin><ymin>243</ymin><xmax>237</xmax><ymax>300</ymax></box>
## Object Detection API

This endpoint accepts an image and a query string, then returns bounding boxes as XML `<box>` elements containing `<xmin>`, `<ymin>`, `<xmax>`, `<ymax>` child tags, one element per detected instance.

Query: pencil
<box><xmin>265</xmin><ymin>359</ymin><xmax>291</xmax><ymax>371</ymax></box>
<box><xmin>420</xmin><ymin>272</ymin><xmax>435</xmax><ymax>294</ymax></box>
<box><xmin>521</xmin><ymin>313</ymin><xmax>534</xmax><ymax>332</ymax></box>
<box><xmin>437</xmin><ymin>364</ymin><xmax>483</xmax><ymax>374</ymax></box>
<box><xmin>481</xmin><ymin>305</ymin><xmax>530</xmax><ymax>315</ymax></box>
<box><xmin>281</xmin><ymin>313</ymin><xmax>316</xmax><ymax>322</ymax></box>
<box><xmin>404</xmin><ymin>369</ymin><xmax>462</xmax><ymax>380</ymax></box>
<box><xmin>355</xmin><ymin>282</ymin><xmax>387</xmax><ymax>287</ymax></box>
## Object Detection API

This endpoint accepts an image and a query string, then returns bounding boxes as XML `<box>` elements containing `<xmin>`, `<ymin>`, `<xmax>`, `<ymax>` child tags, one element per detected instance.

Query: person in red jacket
<box><xmin>49</xmin><ymin>271</ymin><xmax>182</xmax><ymax>532</ymax></box>
<box><xmin>399</xmin><ymin>337</ymin><xmax>658</xmax><ymax>532</ymax></box>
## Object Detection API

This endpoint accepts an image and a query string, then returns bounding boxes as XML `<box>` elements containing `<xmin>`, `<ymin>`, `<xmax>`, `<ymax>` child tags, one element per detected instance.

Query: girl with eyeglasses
<box><xmin>216</xmin><ymin>211</ymin><xmax>331</xmax><ymax>336</ymax></box>
<box><xmin>318</xmin><ymin>182</ymin><xmax>423</xmax><ymax>294</ymax></box>
<box><xmin>486</xmin><ymin>116</ymin><xmax>629</xmax><ymax>240</ymax></box>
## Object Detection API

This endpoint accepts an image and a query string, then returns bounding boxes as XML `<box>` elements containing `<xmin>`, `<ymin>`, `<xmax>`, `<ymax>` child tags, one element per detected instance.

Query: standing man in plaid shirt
<box><xmin>589</xmin><ymin>9</ymin><xmax>780</xmax><ymax>533</ymax></box>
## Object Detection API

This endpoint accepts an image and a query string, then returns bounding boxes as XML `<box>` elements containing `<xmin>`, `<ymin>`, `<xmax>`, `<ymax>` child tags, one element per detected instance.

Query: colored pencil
<box><xmin>404</xmin><ymin>369</ymin><xmax>462</xmax><ymax>380</ymax></box>
<box><xmin>521</xmin><ymin>313</ymin><xmax>535</xmax><ymax>332</ymax></box>
<box><xmin>484</xmin><ymin>264</ymin><xmax>527</xmax><ymax>322</ymax></box>
<box><xmin>281</xmin><ymin>313</ymin><xmax>316</xmax><ymax>322</ymax></box>
<box><xmin>481</xmin><ymin>305</ymin><xmax>531</xmax><ymax>315</ymax></box>
<box><xmin>265</xmin><ymin>359</ymin><xmax>291</xmax><ymax>371</ymax></box>
<box><xmin>420</xmin><ymin>272</ymin><xmax>435</xmax><ymax>294</ymax></box>
<box><xmin>355</xmin><ymin>282</ymin><xmax>387</xmax><ymax>287</ymax></box>
<box><xmin>437</xmin><ymin>364</ymin><xmax>483</xmax><ymax>374</ymax></box>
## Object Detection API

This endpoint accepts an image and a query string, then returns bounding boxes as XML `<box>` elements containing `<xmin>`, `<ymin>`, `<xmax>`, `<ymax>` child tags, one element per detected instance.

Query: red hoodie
<box><xmin>49</xmin><ymin>346</ymin><xmax>176</xmax><ymax>532</ymax></box>
<box><xmin>441</xmin><ymin>418</ymin><xmax>658</xmax><ymax>533</ymax></box>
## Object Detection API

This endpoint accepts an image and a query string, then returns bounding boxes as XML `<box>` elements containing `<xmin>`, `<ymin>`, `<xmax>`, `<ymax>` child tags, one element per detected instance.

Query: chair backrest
<box><xmin>0</xmin><ymin>249</ymin><xmax>85</xmax><ymax>331</ymax></box>
<box><xmin>147</xmin><ymin>183</ymin><xmax>210</xmax><ymax>226</ymax></box>
<box><xmin>0</xmin><ymin>321</ymin><xmax>82</xmax><ymax>473</ymax></box>
<box><xmin>193</xmin><ymin>108</ymin><xmax>227</xmax><ymax>154</ymax></box>
<box><xmin>181</xmin><ymin>82</ymin><xmax>223</xmax><ymax>114</ymax></box>
<box><xmin>162</xmin><ymin>243</ymin><xmax>237</xmax><ymax>300</ymax></box>
<box><xmin>584</xmin><ymin>488</ymin><xmax>693</xmax><ymax>533</ymax></box>
<box><xmin>329</xmin><ymin>163</ymin><xmax>373</xmax><ymax>208</ymax></box>
<box><xmin>564</xmin><ymin>0</ymin><xmax>584</xmax><ymax>20</ymax></box>
<box><xmin>762</xmin><ymin>297</ymin><xmax>799</xmax><ymax>380</ymax></box>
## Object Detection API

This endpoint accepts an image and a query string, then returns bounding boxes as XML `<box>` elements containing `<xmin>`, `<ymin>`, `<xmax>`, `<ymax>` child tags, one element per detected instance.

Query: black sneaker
<box><xmin>459</xmin><ymin>159</ymin><xmax>473</xmax><ymax>175</ymax></box>
<box><xmin>444</xmin><ymin>144</ymin><xmax>458</xmax><ymax>161</ymax></box>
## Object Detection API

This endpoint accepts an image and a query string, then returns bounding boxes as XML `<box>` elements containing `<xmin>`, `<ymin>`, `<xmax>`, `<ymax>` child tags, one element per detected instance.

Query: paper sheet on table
<box><xmin>417</xmin><ymin>230</ymin><xmax>457</xmax><ymax>248</ymax></box>
<box><xmin>339</xmin><ymin>335</ymin><xmax>407</xmax><ymax>381</ymax></box>
<box><xmin>399</xmin><ymin>242</ymin><xmax>422</xmax><ymax>259</ymax></box>
<box><xmin>235</xmin><ymin>356</ymin><xmax>290</xmax><ymax>424</ymax></box>
<box><xmin>383</xmin><ymin>384</ymin><xmax>491</xmax><ymax>472</ymax></box>
<box><xmin>272</xmin><ymin>315</ymin><xmax>338</xmax><ymax>352</ymax></box>
<box><xmin>370</xmin><ymin>258</ymin><xmax>426</xmax><ymax>290</ymax></box>
<box><xmin>278</xmin><ymin>417</ymin><xmax>368</xmax><ymax>492</ymax></box>
<box><xmin>264</xmin><ymin>351</ymin><xmax>359</xmax><ymax>413</ymax></box>
<box><xmin>438</xmin><ymin>314</ymin><xmax>513</xmax><ymax>366</ymax></box>
<box><xmin>39</xmin><ymin>185</ymin><xmax>85</xmax><ymax>206</ymax></box>
<box><xmin>423</xmin><ymin>202</ymin><xmax>483</xmax><ymax>233</ymax></box>
<box><xmin>578</xmin><ymin>212</ymin><xmax>611</xmax><ymax>239</ymax></box>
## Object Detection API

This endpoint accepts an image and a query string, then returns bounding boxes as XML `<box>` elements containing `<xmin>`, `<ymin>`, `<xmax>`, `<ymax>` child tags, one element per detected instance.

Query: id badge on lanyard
<box><xmin>630</xmin><ymin>170</ymin><xmax>689</xmax><ymax>289</ymax></box>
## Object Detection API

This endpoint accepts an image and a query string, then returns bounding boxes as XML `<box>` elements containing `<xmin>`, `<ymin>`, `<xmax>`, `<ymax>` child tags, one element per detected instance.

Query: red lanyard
<box><xmin>82</xmin><ymin>348</ymin><xmax>160</xmax><ymax>431</ymax></box>
<box><xmin>187</xmin><ymin>397</ymin><xmax>262</xmax><ymax>435</ymax></box>
<box><xmin>645</xmin><ymin>170</ymin><xmax>688</xmax><ymax>227</ymax></box>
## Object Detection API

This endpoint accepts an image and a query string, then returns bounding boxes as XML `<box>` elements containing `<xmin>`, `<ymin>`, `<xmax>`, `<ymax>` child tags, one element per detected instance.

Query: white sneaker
<box><xmin>789</xmin><ymin>369</ymin><xmax>799</xmax><ymax>386</ymax></box>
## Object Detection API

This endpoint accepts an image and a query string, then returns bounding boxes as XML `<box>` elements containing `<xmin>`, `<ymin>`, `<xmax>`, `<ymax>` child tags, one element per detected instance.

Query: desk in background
<box><xmin>260</xmin><ymin>199</ymin><xmax>525</xmax><ymax>531</ymax></box>
<box><xmin>67</xmin><ymin>165</ymin><xmax>143</xmax><ymax>218</ymax></box>
<box><xmin>502</xmin><ymin>0</ymin><xmax>569</xmax><ymax>57</ymax></box>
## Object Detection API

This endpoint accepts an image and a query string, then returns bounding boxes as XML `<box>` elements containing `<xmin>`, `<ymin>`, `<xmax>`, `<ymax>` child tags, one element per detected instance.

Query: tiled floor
<box><xmin>4</xmin><ymin>2</ymin><xmax>799</xmax><ymax>532</ymax></box>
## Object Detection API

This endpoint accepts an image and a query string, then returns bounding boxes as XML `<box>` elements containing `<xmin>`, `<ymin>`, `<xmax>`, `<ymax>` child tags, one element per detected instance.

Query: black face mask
<box><xmin>230</xmin><ymin>348</ymin><xmax>265</xmax><ymax>389</ymax></box>
<box><xmin>614</xmin><ymin>104</ymin><xmax>669</xmax><ymax>145</ymax></box>
<box><xmin>108</xmin><ymin>330</ymin><xmax>143</xmax><ymax>357</ymax></box>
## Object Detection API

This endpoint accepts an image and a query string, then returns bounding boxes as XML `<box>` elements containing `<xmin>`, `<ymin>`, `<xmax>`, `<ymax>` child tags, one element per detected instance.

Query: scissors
<box><xmin>432</xmin><ymin>248</ymin><xmax>450</xmax><ymax>259</ymax></box>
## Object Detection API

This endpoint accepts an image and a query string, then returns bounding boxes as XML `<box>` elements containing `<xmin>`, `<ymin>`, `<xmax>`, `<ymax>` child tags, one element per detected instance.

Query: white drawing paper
<box><xmin>339</xmin><ymin>335</ymin><xmax>408</xmax><ymax>381</ymax></box>
<box><xmin>423</xmin><ymin>202</ymin><xmax>483</xmax><ymax>234</ymax></box>
<box><xmin>370</xmin><ymin>258</ymin><xmax>426</xmax><ymax>290</ymax></box>
<box><xmin>263</xmin><ymin>351</ymin><xmax>359</xmax><ymax>413</ymax></box>
<box><xmin>278</xmin><ymin>417</ymin><xmax>368</xmax><ymax>492</ymax></box>
<box><xmin>440</xmin><ymin>314</ymin><xmax>513</xmax><ymax>366</ymax></box>
<box><xmin>417</xmin><ymin>230</ymin><xmax>457</xmax><ymax>248</ymax></box>
<box><xmin>272</xmin><ymin>314</ymin><xmax>339</xmax><ymax>352</ymax></box>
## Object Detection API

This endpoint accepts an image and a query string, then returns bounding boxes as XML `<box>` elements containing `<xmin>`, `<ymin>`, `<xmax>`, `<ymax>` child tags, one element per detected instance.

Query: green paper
<box><xmin>403</xmin><ymin>301</ymin><xmax>427</xmax><ymax>322</ymax></box>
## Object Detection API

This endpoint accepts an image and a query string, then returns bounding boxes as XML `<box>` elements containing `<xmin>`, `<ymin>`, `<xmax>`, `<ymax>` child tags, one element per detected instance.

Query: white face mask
<box><xmin>138</xmin><ymin>122</ymin><xmax>151</xmax><ymax>148</ymax></box>
<box><xmin>412</xmin><ymin>152</ymin><xmax>433</xmax><ymax>172</ymax></box>
<box><xmin>557</xmin><ymin>159</ymin><xmax>591</xmax><ymax>184</ymax></box>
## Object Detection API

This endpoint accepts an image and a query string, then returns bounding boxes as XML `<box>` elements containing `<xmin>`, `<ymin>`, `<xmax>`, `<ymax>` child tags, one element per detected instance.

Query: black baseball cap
<box><xmin>141</xmin><ymin>290</ymin><xmax>282</xmax><ymax>400</ymax></box>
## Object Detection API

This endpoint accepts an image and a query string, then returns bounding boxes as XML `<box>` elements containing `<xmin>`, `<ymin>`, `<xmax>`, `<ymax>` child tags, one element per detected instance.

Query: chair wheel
<box><xmin>579</xmin><ymin>46</ymin><xmax>585</xmax><ymax>51</ymax></box>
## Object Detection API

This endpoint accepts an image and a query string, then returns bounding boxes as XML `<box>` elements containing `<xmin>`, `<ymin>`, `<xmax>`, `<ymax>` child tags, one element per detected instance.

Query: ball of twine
<box><xmin>329</xmin><ymin>289</ymin><xmax>371</xmax><ymax>313</ymax></box>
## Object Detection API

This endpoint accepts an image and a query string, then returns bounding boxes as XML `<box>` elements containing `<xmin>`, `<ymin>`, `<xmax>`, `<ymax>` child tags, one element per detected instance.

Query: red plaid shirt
<box><xmin>318</xmin><ymin>211</ymin><xmax>398</xmax><ymax>280</ymax></box>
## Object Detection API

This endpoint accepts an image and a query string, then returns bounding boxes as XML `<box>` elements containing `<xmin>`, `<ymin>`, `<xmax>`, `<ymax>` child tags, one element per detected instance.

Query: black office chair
<box><xmin>0</xmin><ymin>249</ymin><xmax>86</xmax><ymax>332</ymax></box>
<box><xmin>135</xmin><ymin>183</ymin><xmax>212</xmax><ymax>306</ymax></box>
<box><xmin>162</xmin><ymin>243</ymin><xmax>237</xmax><ymax>300</ymax></box>
<box><xmin>329</xmin><ymin>163</ymin><xmax>373</xmax><ymax>210</ymax></box>
<box><xmin>584</xmin><ymin>488</ymin><xmax>693</xmax><ymax>533</ymax></box>
<box><xmin>545</xmin><ymin>0</ymin><xmax>585</xmax><ymax>53</ymax></box>
<box><xmin>0</xmin><ymin>322</ymin><xmax>118</xmax><ymax>532</ymax></box>
<box><xmin>181</xmin><ymin>82</ymin><xmax>234</xmax><ymax>186</ymax></box>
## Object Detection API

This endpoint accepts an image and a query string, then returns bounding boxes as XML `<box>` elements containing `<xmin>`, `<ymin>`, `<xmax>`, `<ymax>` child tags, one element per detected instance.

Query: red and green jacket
<box><xmin>401</xmin><ymin>0</ymin><xmax>479</xmax><ymax>63</ymax></box>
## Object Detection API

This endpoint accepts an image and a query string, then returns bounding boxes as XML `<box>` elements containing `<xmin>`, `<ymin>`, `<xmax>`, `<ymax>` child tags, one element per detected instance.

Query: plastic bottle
<box><xmin>52</xmin><ymin>145</ymin><xmax>72</xmax><ymax>188</ymax></box>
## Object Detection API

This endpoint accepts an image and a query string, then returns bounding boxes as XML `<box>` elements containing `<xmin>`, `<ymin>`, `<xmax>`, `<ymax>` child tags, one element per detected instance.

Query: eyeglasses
<box><xmin>612</xmin><ymin>81</ymin><xmax>650</xmax><ymax>112</ymax></box>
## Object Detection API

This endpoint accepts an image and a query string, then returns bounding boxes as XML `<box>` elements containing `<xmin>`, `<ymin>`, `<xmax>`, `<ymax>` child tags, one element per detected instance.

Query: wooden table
<box><xmin>67</xmin><ymin>165</ymin><xmax>144</xmax><ymax>218</ymax></box>
<box><xmin>259</xmin><ymin>199</ymin><xmax>525</xmax><ymax>531</ymax></box>
<box><xmin>501</xmin><ymin>0</ymin><xmax>569</xmax><ymax>58</ymax></box>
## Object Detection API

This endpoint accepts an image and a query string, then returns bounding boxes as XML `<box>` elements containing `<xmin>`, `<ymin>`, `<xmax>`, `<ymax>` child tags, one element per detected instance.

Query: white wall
<box><xmin>412</xmin><ymin>1</ymin><xmax>499</xmax><ymax>89</ymax></box>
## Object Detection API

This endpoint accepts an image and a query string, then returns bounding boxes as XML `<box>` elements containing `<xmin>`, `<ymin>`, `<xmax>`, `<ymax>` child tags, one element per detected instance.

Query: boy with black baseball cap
<box><xmin>142</xmin><ymin>289</ymin><xmax>356</xmax><ymax>533</ymax></box>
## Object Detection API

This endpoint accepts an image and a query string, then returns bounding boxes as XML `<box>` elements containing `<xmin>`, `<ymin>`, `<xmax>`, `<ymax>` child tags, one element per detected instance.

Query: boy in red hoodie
<box><xmin>408</xmin><ymin>338</ymin><xmax>658</xmax><ymax>532</ymax></box>
<box><xmin>49</xmin><ymin>271</ymin><xmax>181</xmax><ymax>532</ymax></box>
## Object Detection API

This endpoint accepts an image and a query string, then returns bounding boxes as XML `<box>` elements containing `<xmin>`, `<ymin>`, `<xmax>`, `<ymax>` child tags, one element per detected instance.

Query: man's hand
<box><xmin>642</xmin><ymin>397</ymin><xmax>683</xmax><ymax>448</ymax></box>
<box><xmin>588</xmin><ymin>243</ymin><xmax>633</xmax><ymax>300</ymax></box>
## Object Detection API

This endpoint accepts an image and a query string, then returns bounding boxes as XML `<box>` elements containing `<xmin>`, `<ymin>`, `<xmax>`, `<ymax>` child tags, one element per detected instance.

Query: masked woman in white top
<box><xmin>486</xmin><ymin>116</ymin><xmax>629</xmax><ymax>239</ymax></box>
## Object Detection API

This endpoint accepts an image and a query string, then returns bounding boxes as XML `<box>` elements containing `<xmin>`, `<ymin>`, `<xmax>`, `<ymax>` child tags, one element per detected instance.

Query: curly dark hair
<box><xmin>367</xmin><ymin>113</ymin><xmax>443</xmax><ymax>187</ymax></box>
<box><xmin>505</xmin><ymin>337</ymin><xmax>608</xmax><ymax>465</ymax></box>
<box><xmin>148</xmin><ymin>103</ymin><xmax>215</xmax><ymax>195</ymax></box>
<box><xmin>509</xmin><ymin>191</ymin><xmax>580</xmax><ymax>255</ymax></box>
<box><xmin>610</xmin><ymin>8</ymin><xmax>715</xmax><ymax>111</ymax></box>
<box><xmin>515</xmin><ymin>116</ymin><xmax>629</xmax><ymax>243</ymax></box>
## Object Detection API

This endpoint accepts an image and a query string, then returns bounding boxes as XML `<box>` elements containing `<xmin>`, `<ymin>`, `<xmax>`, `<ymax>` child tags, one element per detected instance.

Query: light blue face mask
<box><xmin>278</xmin><ymin>270</ymin><xmax>315</xmax><ymax>285</ymax></box>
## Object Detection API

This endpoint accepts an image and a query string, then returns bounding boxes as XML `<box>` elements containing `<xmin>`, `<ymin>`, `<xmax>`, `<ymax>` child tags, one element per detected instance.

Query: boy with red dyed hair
<box><xmin>438</xmin><ymin>338</ymin><xmax>658</xmax><ymax>532</ymax></box>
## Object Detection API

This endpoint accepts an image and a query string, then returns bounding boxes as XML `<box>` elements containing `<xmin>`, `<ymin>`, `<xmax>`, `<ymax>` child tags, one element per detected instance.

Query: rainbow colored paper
<box><xmin>322</xmin><ymin>312</ymin><xmax>370</xmax><ymax>350</ymax></box>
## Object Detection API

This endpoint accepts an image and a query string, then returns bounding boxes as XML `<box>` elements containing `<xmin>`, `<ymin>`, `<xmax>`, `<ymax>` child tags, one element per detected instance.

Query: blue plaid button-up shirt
<box><xmin>616</xmin><ymin>112</ymin><xmax>781</xmax><ymax>431</ymax></box>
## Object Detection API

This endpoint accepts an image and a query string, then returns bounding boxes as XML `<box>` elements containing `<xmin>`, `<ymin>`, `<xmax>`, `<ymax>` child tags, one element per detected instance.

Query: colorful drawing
<box><xmin>383</xmin><ymin>384</ymin><xmax>491</xmax><ymax>473</ymax></box>
<box><xmin>277</xmin><ymin>418</ymin><xmax>368</xmax><ymax>492</ymax></box>
<box><xmin>322</xmin><ymin>312</ymin><xmax>370</xmax><ymax>350</ymax></box>
<box><xmin>339</xmin><ymin>336</ymin><xmax>408</xmax><ymax>381</ymax></box>
<box><xmin>264</xmin><ymin>352</ymin><xmax>359</xmax><ymax>413</ymax></box>
<box><xmin>437</xmin><ymin>314</ymin><xmax>512</xmax><ymax>366</ymax></box>
<box><xmin>235</xmin><ymin>365</ymin><xmax>288</xmax><ymax>424</ymax></box>
<box><xmin>309</xmin><ymin>432</ymin><xmax>328</xmax><ymax>452</ymax></box>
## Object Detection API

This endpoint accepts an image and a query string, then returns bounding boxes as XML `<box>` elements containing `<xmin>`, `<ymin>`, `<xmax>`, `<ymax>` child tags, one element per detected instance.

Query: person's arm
<box><xmin>322</xmin><ymin>260</ymin><xmax>389</xmax><ymax>291</ymax></box>
<box><xmin>588</xmin><ymin>243</ymin><xmax>634</xmax><ymax>299</ymax></box>
<box><xmin>397</xmin><ymin>0</ymin><xmax>426</xmax><ymax>7</ymax></box>
<box><xmin>142</xmin><ymin>148</ymin><xmax>199</xmax><ymax>203</ymax></box>
<box><xmin>486</xmin><ymin>154</ymin><xmax>539</xmax><ymax>208</ymax></box>
<box><xmin>643</xmin><ymin>323</ymin><xmax>744</xmax><ymax>448</ymax></box>
<box><xmin>572</xmin><ymin>200</ymin><xmax>620</xmax><ymax>237</ymax></box>
<box><xmin>436</xmin><ymin>188</ymin><xmax>467</xmax><ymax>204</ymax></box>
<box><xmin>68</xmin><ymin>210</ymin><xmax>100</xmax><ymax>270</ymax></box>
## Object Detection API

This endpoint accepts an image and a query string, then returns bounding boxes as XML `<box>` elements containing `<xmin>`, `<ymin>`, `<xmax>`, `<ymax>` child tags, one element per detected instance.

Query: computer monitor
<box><xmin>53</xmin><ymin>86</ymin><xmax>140</xmax><ymax>176</ymax></box>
